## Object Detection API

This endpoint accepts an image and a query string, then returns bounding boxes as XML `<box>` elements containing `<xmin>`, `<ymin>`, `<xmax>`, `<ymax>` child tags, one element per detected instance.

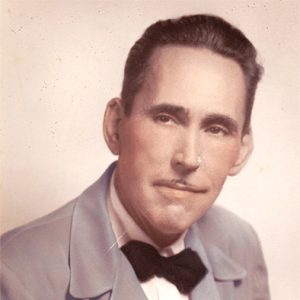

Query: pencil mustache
<box><xmin>153</xmin><ymin>179</ymin><xmax>206</xmax><ymax>193</ymax></box>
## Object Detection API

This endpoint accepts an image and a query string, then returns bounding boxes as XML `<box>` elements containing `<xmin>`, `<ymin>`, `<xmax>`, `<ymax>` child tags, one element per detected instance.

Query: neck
<box><xmin>120</xmin><ymin>197</ymin><xmax>184</xmax><ymax>248</ymax></box>
<box><xmin>140</xmin><ymin>222</ymin><xmax>183</xmax><ymax>249</ymax></box>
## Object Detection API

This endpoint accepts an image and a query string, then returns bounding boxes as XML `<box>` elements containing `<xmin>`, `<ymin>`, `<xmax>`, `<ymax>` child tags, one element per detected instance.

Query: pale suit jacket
<box><xmin>1</xmin><ymin>163</ymin><xmax>270</xmax><ymax>300</ymax></box>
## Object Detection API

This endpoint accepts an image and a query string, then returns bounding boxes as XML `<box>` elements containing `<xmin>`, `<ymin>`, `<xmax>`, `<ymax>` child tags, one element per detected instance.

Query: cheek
<box><xmin>119</xmin><ymin>120</ymin><xmax>176</xmax><ymax>163</ymax></box>
<box><xmin>118</xmin><ymin>125</ymin><xmax>147</xmax><ymax>159</ymax></box>
<box><xmin>203</xmin><ymin>141</ymin><xmax>241</xmax><ymax>181</ymax></box>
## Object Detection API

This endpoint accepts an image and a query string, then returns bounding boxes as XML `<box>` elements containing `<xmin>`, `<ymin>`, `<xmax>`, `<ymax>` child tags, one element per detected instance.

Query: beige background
<box><xmin>1</xmin><ymin>0</ymin><xmax>300</xmax><ymax>299</ymax></box>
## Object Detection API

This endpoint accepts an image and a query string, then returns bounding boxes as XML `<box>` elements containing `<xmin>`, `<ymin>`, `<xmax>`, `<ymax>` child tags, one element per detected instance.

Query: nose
<box><xmin>171</xmin><ymin>130</ymin><xmax>202</xmax><ymax>174</ymax></box>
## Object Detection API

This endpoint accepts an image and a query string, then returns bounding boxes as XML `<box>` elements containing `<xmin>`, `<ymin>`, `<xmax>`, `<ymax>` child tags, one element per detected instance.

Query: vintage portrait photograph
<box><xmin>1</xmin><ymin>1</ymin><xmax>299</xmax><ymax>299</ymax></box>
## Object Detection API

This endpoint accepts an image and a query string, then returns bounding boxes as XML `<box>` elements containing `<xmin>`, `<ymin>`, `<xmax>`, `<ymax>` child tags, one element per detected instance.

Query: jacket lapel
<box><xmin>110</xmin><ymin>254</ymin><xmax>147</xmax><ymax>300</ymax></box>
<box><xmin>68</xmin><ymin>163</ymin><xmax>148</xmax><ymax>300</ymax></box>
<box><xmin>186</xmin><ymin>219</ymin><xmax>247</xmax><ymax>300</ymax></box>
<box><xmin>69</xmin><ymin>163</ymin><xmax>118</xmax><ymax>299</ymax></box>
<box><xmin>185</xmin><ymin>224</ymin><xmax>221</xmax><ymax>300</ymax></box>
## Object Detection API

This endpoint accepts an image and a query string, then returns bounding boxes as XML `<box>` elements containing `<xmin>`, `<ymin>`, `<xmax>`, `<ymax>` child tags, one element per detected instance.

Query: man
<box><xmin>1</xmin><ymin>15</ymin><xmax>270</xmax><ymax>299</ymax></box>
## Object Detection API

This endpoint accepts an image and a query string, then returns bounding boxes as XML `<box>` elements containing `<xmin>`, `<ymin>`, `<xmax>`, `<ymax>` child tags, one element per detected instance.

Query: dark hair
<box><xmin>121</xmin><ymin>14</ymin><xmax>263</xmax><ymax>133</ymax></box>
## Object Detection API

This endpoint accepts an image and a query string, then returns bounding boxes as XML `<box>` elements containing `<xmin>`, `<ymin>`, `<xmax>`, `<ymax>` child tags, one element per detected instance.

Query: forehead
<box><xmin>133</xmin><ymin>45</ymin><xmax>246</xmax><ymax>123</ymax></box>
<box><xmin>152</xmin><ymin>46</ymin><xmax>244</xmax><ymax>95</ymax></box>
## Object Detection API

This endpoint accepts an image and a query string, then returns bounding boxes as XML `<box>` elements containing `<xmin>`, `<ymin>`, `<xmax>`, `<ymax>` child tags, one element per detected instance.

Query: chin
<box><xmin>156</xmin><ymin>214</ymin><xmax>195</xmax><ymax>235</ymax></box>
<box><xmin>167</xmin><ymin>203</ymin><xmax>207</xmax><ymax>225</ymax></box>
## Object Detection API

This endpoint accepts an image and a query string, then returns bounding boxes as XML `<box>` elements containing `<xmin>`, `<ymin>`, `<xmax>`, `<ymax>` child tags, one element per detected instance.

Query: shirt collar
<box><xmin>108</xmin><ymin>170</ymin><xmax>186</xmax><ymax>256</ymax></box>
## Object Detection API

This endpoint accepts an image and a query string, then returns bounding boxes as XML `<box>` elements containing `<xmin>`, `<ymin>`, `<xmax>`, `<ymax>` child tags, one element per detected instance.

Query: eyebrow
<box><xmin>146</xmin><ymin>103</ymin><xmax>239</xmax><ymax>133</ymax></box>
<box><xmin>146</xmin><ymin>103</ymin><xmax>189</xmax><ymax>121</ymax></box>
<box><xmin>201</xmin><ymin>113</ymin><xmax>239</xmax><ymax>134</ymax></box>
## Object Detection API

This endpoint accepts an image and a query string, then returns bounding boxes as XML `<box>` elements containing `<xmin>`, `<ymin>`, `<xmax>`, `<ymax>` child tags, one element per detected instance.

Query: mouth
<box><xmin>153</xmin><ymin>179</ymin><xmax>207</xmax><ymax>193</ymax></box>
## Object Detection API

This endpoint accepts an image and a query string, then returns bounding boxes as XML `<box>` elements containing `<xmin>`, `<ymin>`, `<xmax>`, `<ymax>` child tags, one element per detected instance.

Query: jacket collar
<box><xmin>69</xmin><ymin>163</ymin><xmax>119</xmax><ymax>298</ymax></box>
<box><xmin>68</xmin><ymin>162</ymin><xmax>246</xmax><ymax>299</ymax></box>
<box><xmin>205</xmin><ymin>243</ymin><xmax>246</xmax><ymax>281</ymax></box>
<box><xmin>185</xmin><ymin>223</ymin><xmax>246</xmax><ymax>300</ymax></box>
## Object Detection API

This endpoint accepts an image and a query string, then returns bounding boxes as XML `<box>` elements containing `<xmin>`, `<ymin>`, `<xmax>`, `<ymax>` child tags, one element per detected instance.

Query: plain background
<box><xmin>1</xmin><ymin>1</ymin><xmax>300</xmax><ymax>299</ymax></box>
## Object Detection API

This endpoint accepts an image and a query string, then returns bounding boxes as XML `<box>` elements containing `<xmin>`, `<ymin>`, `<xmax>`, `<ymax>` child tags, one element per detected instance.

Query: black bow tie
<box><xmin>121</xmin><ymin>240</ymin><xmax>207</xmax><ymax>294</ymax></box>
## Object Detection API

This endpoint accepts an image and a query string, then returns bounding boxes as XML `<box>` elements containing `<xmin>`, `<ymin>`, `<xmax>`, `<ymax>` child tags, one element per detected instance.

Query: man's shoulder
<box><xmin>198</xmin><ymin>205</ymin><xmax>260</xmax><ymax>251</ymax></box>
<box><xmin>1</xmin><ymin>199</ymin><xmax>77</xmax><ymax>264</ymax></box>
<box><xmin>0</xmin><ymin>165</ymin><xmax>115</xmax><ymax>299</ymax></box>
<box><xmin>1</xmin><ymin>164</ymin><xmax>114</xmax><ymax>265</ymax></box>
<box><xmin>1</xmin><ymin>164</ymin><xmax>115</xmax><ymax>256</ymax></box>
<box><xmin>0</xmin><ymin>199</ymin><xmax>80</xmax><ymax>299</ymax></box>
<box><xmin>201</xmin><ymin>205</ymin><xmax>253</xmax><ymax>229</ymax></box>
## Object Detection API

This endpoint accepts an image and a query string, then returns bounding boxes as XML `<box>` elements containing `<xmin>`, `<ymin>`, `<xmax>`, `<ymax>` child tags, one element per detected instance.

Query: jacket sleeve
<box><xmin>1</xmin><ymin>262</ymin><xmax>34</xmax><ymax>300</ymax></box>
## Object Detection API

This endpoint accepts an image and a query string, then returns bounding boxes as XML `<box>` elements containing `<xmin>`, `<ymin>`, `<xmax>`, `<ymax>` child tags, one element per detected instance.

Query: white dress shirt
<box><xmin>107</xmin><ymin>172</ymin><xmax>189</xmax><ymax>300</ymax></box>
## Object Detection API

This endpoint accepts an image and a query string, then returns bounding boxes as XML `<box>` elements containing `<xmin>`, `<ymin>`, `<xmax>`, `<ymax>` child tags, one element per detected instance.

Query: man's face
<box><xmin>106</xmin><ymin>46</ymin><xmax>252</xmax><ymax>246</ymax></box>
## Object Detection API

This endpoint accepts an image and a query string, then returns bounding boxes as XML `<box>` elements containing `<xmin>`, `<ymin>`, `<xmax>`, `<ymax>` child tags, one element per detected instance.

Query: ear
<box><xmin>228</xmin><ymin>129</ymin><xmax>254</xmax><ymax>176</ymax></box>
<box><xmin>103</xmin><ymin>98</ymin><xmax>125</xmax><ymax>155</ymax></box>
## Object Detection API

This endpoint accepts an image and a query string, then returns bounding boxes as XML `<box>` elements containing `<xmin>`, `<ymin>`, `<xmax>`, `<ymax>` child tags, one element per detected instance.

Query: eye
<box><xmin>206</xmin><ymin>126</ymin><xmax>228</xmax><ymax>136</ymax></box>
<box><xmin>155</xmin><ymin>114</ymin><xmax>175</xmax><ymax>124</ymax></box>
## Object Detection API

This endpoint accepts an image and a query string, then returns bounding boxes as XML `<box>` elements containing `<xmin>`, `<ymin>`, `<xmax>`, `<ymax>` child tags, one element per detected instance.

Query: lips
<box><xmin>153</xmin><ymin>179</ymin><xmax>207</xmax><ymax>193</ymax></box>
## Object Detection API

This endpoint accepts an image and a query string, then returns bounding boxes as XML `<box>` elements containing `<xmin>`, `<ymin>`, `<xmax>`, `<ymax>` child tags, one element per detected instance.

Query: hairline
<box><xmin>123</xmin><ymin>43</ymin><xmax>251</xmax><ymax>135</ymax></box>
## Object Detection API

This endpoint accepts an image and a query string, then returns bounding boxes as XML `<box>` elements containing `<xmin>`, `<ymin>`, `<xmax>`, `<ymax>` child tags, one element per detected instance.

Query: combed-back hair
<box><xmin>121</xmin><ymin>14</ymin><xmax>263</xmax><ymax>133</ymax></box>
